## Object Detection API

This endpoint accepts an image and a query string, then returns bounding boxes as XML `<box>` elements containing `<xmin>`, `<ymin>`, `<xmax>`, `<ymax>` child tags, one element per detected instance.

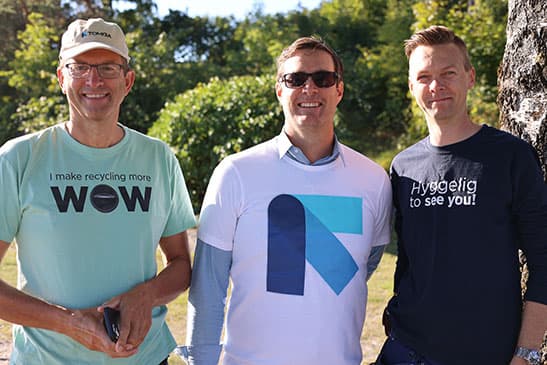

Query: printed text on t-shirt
<box><xmin>409</xmin><ymin>177</ymin><xmax>477</xmax><ymax>209</ymax></box>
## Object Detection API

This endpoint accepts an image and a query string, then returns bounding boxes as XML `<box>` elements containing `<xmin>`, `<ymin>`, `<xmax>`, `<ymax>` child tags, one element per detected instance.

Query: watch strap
<box><xmin>514</xmin><ymin>347</ymin><xmax>541</xmax><ymax>365</ymax></box>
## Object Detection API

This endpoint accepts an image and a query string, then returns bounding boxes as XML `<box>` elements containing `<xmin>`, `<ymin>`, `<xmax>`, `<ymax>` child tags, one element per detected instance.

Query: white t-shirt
<box><xmin>198</xmin><ymin>135</ymin><xmax>392</xmax><ymax>365</ymax></box>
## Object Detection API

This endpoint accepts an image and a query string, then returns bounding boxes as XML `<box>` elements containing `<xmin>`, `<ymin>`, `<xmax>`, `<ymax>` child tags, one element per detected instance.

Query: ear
<box><xmin>335</xmin><ymin>80</ymin><xmax>344</xmax><ymax>103</ymax></box>
<box><xmin>57</xmin><ymin>66</ymin><xmax>66</xmax><ymax>94</ymax></box>
<box><xmin>408</xmin><ymin>77</ymin><xmax>413</xmax><ymax>93</ymax></box>
<box><xmin>124</xmin><ymin>70</ymin><xmax>136</xmax><ymax>95</ymax></box>
<box><xmin>275</xmin><ymin>81</ymin><xmax>283</xmax><ymax>101</ymax></box>
<box><xmin>467</xmin><ymin>67</ymin><xmax>476</xmax><ymax>90</ymax></box>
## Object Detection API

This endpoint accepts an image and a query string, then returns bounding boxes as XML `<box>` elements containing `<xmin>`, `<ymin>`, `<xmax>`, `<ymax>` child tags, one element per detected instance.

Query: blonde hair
<box><xmin>404</xmin><ymin>25</ymin><xmax>472</xmax><ymax>71</ymax></box>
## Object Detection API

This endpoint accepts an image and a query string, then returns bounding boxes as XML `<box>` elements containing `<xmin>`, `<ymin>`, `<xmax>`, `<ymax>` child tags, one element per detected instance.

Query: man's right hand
<box><xmin>64</xmin><ymin>307</ymin><xmax>139</xmax><ymax>358</ymax></box>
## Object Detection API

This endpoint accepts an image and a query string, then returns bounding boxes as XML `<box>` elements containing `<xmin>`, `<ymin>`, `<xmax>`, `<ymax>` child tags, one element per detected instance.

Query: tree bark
<box><xmin>498</xmin><ymin>0</ymin><xmax>547</xmax><ymax>179</ymax></box>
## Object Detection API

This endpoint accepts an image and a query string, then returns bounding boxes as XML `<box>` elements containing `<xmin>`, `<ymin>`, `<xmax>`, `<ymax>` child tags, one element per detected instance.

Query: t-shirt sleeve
<box><xmin>513</xmin><ymin>143</ymin><xmax>547</xmax><ymax>304</ymax></box>
<box><xmin>0</xmin><ymin>149</ymin><xmax>21</xmax><ymax>244</ymax></box>
<box><xmin>197</xmin><ymin>158</ymin><xmax>241</xmax><ymax>251</ymax></box>
<box><xmin>372</xmin><ymin>168</ymin><xmax>393</xmax><ymax>247</ymax></box>
<box><xmin>162</xmin><ymin>149</ymin><xmax>197</xmax><ymax>237</ymax></box>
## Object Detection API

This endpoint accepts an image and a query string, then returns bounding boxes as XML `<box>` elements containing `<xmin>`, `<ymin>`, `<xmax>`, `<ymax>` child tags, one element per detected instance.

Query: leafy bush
<box><xmin>149</xmin><ymin>75</ymin><xmax>283</xmax><ymax>211</ymax></box>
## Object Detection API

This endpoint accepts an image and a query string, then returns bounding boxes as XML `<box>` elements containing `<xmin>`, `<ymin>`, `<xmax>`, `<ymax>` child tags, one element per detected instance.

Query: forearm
<box><xmin>143</xmin><ymin>230</ymin><xmax>192</xmax><ymax>307</ymax></box>
<box><xmin>509</xmin><ymin>301</ymin><xmax>547</xmax><ymax>365</ymax></box>
<box><xmin>0</xmin><ymin>241</ymin><xmax>70</xmax><ymax>332</ymax></box>
<box><xmin>366</xmin><ymin>244</ymin><xmax>386</xmax><ymax>281</ymax></box>
<box><xmin>516</xmin><ymin>301</ymin><xmax>547</xmax><ymax>349</ymax></box>
<box><xmin>183</xmin><ymin>240</ymin><xmax>231</xmax><ymax>365</ymax></box>
<box><xmin>0</xmin><ymin>242</ymin><xmax>138</xmax><ymax>356</ymax></box>
<box><xmin>142</xmin><ymin>253</ymin><xmax>191</xmax><ymax>307</ymax></box>
<box><xmin>0</xmin><ymin>278</ymin><xmax>72</xmax><ymax>334</ymax></box>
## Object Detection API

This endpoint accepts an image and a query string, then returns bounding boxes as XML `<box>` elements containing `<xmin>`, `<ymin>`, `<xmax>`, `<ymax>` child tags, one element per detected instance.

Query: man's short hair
<box><xmin>276</xmin><ymin>36</ymin><xmax>344</xmax><ymax>82</ymax></box>
<box><xmin>404</xmin><ymin>25</ymin><xmax>472</xmax><ymax>71</ymax></box>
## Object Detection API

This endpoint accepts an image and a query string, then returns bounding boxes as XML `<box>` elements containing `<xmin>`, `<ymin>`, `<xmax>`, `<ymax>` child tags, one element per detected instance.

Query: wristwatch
<box><xmin>514</xmin><ymin>347</ymin><xmax>542</xmax><ymax>365</ymax></box>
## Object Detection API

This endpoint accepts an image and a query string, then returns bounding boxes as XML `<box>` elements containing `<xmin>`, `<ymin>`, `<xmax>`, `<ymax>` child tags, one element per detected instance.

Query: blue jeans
<box><xmin>374</xmin><ymin>336</ymin><xmax>444</xmax><ymax>365</ymax></box>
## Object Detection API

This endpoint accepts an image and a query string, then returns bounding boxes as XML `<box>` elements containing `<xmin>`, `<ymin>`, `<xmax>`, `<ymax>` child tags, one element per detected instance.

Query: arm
<box><xmin>179</xmin><ymin>239</ymin><xmax>231</xmax><ymax>365</ymax></box>
<box><xmin>509</xmin><ymin>301</ymin><xmax>547</xmax><ymax>365</ymax></box>
<box><xmin>512</xmin><ymin>205</ymin><xmax>547</xmax><ymax>365</ymax></box>
<box><xmin>510</xmin><ymin>145</ymin><xmax>547</xmax><ymax>364</ymax></box>
<box><xmin>0</xmin><ymin>240</ymin><xmax>137</xmax><ymax>357</ymax></box>
<box><xmin>366</xmin><ymin>244</ymin><xmax>386</xmax><ymax>281</ymax></box>
<box><xmin>100</xmin><ymin>230</ymin><xmax>192</xmax><ymax>352</ymax></box>
<box><xmin>383</xmin><ymin>167</ymin><xmax>403</xmax><ymax>336</ymax></box>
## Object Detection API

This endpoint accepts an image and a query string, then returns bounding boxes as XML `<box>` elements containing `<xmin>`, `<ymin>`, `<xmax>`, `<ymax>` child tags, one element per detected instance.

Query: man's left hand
<box><xmin>99</xmin><ymin>282</ymin><xmax>154</xmax><ymax>353</ymax></box>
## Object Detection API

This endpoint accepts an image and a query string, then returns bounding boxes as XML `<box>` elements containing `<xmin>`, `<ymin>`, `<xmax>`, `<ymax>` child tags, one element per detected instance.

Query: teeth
<box><xmin>85</xmin><ymin>94</ymin><xmax>107</xmax><ymax>98</ymax></box>
<box><xmin>299</xmin><ymin>102</ymin><xmax>320</xmax><ymax>108</ymax></box>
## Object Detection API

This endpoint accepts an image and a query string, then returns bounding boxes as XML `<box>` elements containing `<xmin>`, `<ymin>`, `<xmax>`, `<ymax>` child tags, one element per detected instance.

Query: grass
<box><xmin>0</xmin><ymin>240</ymin><xmax>396</xmax><ymax>365</ymax></box>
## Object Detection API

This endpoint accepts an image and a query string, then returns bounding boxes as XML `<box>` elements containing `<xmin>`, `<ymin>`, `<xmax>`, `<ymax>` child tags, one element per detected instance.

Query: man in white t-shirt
<box><xmin>181</xmin><ymin>36</ymin><xmax>392</xmax><ymax>365</ymax></box>
<box><xmin>0</xmin><ymin>18</ymin><xmax>196</xmax><ymax>364</ymax></box>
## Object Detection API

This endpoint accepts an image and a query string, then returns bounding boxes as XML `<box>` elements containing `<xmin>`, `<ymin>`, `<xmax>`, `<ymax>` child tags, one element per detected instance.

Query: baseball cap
<box><xmin>59</xmin><ymin>18</ymin><xmax>130</xmax><ymax>62</ymax></box>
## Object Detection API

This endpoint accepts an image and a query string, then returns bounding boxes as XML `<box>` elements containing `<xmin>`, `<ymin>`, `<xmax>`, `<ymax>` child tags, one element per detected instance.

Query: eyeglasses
<box><xmin>279</xmin><ymin>71</ymin><xmax>339</xmax><ymax>89</ymax></box>
<box><xmin>65</xmin><ymin>63</ymin><xmax>125</xmax><ymax>79</ymax></box>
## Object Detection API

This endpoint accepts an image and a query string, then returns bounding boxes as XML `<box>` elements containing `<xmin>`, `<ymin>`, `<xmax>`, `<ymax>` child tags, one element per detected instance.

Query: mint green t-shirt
<box><xmin>0</xmin><ymin>123</ymin><xmax>196</xmax><ymax>364</ymax></box>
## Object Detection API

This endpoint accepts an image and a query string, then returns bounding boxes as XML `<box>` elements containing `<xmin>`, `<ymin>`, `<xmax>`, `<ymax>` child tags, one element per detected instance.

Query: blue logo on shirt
<box><xmin>267</xmin><ymin>194</ymin><xmax>361</xmax><ymax>296</ymax></box>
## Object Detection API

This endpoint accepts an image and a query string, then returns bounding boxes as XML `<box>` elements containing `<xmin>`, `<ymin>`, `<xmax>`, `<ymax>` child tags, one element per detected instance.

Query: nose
<box><xmin>301</xmin><ymin>76</ymin><xmax>319</xmax><ymax>93</ymax></box>
<box><xmin>429</xmin><ymin>78</ymin><xmax>445</xmax><ymax>92</ymax></box>
<box><xmin>85</xmin><ymin>66</ymin><xmax>104</xmax><ymax>86</ymax></box>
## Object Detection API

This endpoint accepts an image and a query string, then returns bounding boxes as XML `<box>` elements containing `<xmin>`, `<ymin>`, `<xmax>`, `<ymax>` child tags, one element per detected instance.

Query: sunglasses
<box><xmin>279</xmin><ymin>71</ymin><xmax>339</xmax><ymax>89</ymax></box>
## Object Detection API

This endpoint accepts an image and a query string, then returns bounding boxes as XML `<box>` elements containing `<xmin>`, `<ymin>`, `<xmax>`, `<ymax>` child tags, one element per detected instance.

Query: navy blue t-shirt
<box><xmin>387</xmin><ymin>125</ymin><xmax>547</xmax><ymax>365</ymax></box>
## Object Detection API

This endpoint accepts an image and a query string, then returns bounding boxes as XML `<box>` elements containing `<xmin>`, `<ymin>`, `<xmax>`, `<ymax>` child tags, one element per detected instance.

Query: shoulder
<box><xmin>206</xmin><ymin>137</ymin><xmax>277</xmax><ymax>183</ymax></box>
<box><xmin>124</xmin><ymin>126</ymin><xmax>169</xmax><ymax>146</ymax></box>
<box><xmin>391</xmin><ymin>137</ymin><xmax>431</xmax><ymax>170</ymax></box>
<box><xmin>473</xmin><ymin>125</ymin><xmax>530</xmax><ymax>147</ymax></box>
<box><xmin>0</xmin><ymin>124</ymin><xmax>60</xmax><ymax>160</ymax></box>
<box><xmin>476</xmin><ymin>125</ymin><xmax>538</xmax><ymax>159</ymax></box>
<box><xmin>221</xmin><ymin>137</ymin><xmax>278</xmax><ymax>167</ymax></box>
<box><xmin>338</xmin><ymin>144</ymin><xmax>391</xmax><ymax>192</ymax></box>
<box><xmin>123</xmin><ymin>126</ymin><xmax>175</xmax><ymax>155</ymax></box>
<box><xmin>395</xmin><ymin>135</ymin><xmax>429</xmax><ymax>157</ymax></box>
<box><xmin>339</xmin><ymin>143</ymin><xmax>388</xmax><ymax>174</ymax></box>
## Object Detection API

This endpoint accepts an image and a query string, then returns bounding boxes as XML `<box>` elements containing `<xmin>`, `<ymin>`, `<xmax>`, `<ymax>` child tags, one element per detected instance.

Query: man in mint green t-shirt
<box><xmin>0</xmin><ymin>18</ymin><xmax>196</xmax><ymax>365</ymax></box>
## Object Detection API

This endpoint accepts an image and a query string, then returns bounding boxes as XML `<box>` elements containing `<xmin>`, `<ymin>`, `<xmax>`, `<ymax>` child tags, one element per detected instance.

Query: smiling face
<box><xmin>57</xmin><ymin>49</ymin><xmax>135</xmax><ymax>126</ymax></box>
<box><xmin>408</xmin><ymin>43</ymin><xmax>475</xmax><ymax>126</ymax></box>
<box><xmin>276</xmin><ymin>49</ymin><xmax>344</xmax><ymax>139</ymax></box>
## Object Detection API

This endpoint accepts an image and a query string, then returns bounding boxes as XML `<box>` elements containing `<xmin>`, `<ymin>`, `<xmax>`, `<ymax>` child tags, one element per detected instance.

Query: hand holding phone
<box><xmin>103</xmin><ymin>307</ymin><xmax>120</xmax><ymax>343</ymax></box>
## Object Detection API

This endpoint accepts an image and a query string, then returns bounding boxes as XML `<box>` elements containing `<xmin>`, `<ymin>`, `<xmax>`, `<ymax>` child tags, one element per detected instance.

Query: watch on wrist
<box><xmin>514</xmin><ymin>347</ymin><xmax>542</xmax><ymax>365</ymax></box>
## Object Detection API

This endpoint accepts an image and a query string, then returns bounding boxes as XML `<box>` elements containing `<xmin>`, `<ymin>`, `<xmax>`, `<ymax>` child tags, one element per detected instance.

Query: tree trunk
<box><xmin>497</xmin><ymin>0</ymin><xmax>547</xmax><ymax>358</ymax></box>
<box><xmin>498</xmin><ymin>0</ymin><xmax>547</xmax><ymax>179</ymax></box>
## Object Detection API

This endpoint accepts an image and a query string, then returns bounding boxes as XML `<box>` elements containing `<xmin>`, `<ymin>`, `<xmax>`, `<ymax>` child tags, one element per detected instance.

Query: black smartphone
<box><xmin>103</xmin><ymin>307</ymin><xmax>120</xmax><ymax>343</ymax></box>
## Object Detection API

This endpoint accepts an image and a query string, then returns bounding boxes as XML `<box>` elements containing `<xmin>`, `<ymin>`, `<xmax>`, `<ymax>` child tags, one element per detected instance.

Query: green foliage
<box><xmin>117</xmin><ymin>9</ymin><xmax>246</xmax><ymax>133</ymax></box>
<box><xmin>0</xmin><ymin>0</ymin><xmax>509</xmax><ymax>201</ymax></box>
<box><xmin>338</xmin><ymin>0</ymin><xmax>414</xmax><ymax>155</ymax></box>
<box><xmin>4</xmin><ymin>13</ymin><xmax>58</xmax><ymax>94</ymax></box>
<box><xmin>231</xmin><ymin>13</ymin><xmax>300</xmax><ymax>75</ymax></box>
<box><xmin>445</xmin><ymin>0</ymin><xmax>507</xmax><ymax>127</ymax></box>
<box><xmin>17</xmin><ymin>96</ymin><xmax>68</xmax><ymax>134</ymax></box>
<box><xmin>149</xmin><ymin>75</ymin><xmax>283</xmax><ymax>210</ymax></box>
<box><xmin>0</xmin><ymin>96</ymin><xmax>19</xmax><ymax>145</ymax></box>
<box><xmin>0</xmin><ymin>13</ymin><xmax>65</xmax><ymax>142</ymax></box>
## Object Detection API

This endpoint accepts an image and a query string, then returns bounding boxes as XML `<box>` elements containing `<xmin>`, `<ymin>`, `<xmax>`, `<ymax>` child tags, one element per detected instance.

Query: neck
<box><xmin>427</xmin><ymin>116</ymin><xmax>481</xmax><ymax>147</ymax></box>
<box><xmin>65</xmin><ymin>120</ymin><xmax>124</xmax><ymax>148</ymax></box>
<box><xmin>284</xmin><ymin>127</ymin><xmax>334</xmax><ymax>164</ymax></box>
